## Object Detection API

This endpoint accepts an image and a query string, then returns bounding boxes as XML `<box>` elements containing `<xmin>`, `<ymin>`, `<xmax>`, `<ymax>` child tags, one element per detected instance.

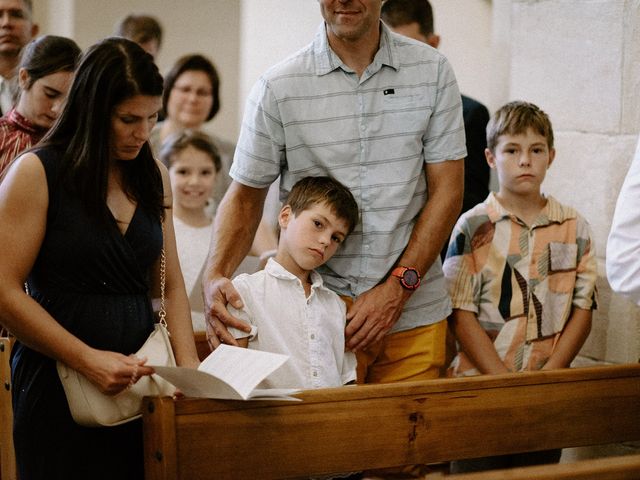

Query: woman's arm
<box><xmin>155</xmin><ymin>161</ymin><xmax>200</xmax><ymax>368</ymax></box>
<box><xmin>0</xmin><ymin>154</ymin><xmax>150</xmax><ymax>394</ymax></box>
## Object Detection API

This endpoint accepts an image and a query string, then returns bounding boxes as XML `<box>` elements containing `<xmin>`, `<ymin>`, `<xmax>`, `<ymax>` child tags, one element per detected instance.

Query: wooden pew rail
<box><xmin>142</xmin><ymin>363</ymin><xmax>640</xmax><ymax>480</ymax></box>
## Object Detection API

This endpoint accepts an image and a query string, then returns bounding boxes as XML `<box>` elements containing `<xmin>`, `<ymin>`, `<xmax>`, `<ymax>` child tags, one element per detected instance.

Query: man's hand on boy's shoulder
<box><xmin>345</xmin><ymin>279</ymin><xmax>411</xmax><ymax>352</ymax></box>
<box><xmin>203</xmin><ymin>275</ymin><xmax>251</xmax><ymax>349</ymax></box>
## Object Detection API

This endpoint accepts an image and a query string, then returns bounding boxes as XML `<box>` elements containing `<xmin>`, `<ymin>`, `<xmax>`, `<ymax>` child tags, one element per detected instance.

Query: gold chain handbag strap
<box><xmin>158</xmin><ymin>221</ymin><xmax>168</xmax><ymax>330</ymax></box>
<box><xmin>158</xmin><ymin>246</ymin><xmax>168</xmax><ymax>329</ymax></box>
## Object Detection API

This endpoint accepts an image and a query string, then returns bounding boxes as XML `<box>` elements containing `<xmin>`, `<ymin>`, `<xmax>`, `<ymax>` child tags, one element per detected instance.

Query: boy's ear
<box><xmin>485</xmin><ymin>148</ymin><xmax>497</xmax><ymax>169</ymax></box>
<box><xmin>278</xmin><ymin>205</ymin><xmax>292</xmax><ymax>230</ymax></box>
<box><xmin>427</xmin><ymin>33</ymin><xmax>440</xmax><ymax>49</ymax></box>
<box><xmin>548</xmin><ymin>147</ymin><xmax>556</xmax><ymax>168</ymax></box>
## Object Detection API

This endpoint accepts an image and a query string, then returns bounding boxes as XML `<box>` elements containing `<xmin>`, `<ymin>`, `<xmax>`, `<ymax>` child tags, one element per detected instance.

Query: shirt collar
<box><xmin>312</xmin><ymin>21</ymin><xmax>398</xmax><ymax>76</ymax></box>
<box><xmin>265</xmin><ymin>257</ymin><xmax>328</xmax><ymax>291</ymax></box>
<box><xmin>485</xmin><ymin>191</ymin><xmax>577</xmax><ymax>227</ymax></box>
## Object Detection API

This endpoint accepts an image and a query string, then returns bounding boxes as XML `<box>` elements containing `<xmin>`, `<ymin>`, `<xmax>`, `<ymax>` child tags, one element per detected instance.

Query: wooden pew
<box><xmin>0</xmin><ymin>337</ymin><xmax>16</xmax><ymax>480</ymax></box>
<box><xmin>445</xmin><ymin>453</ymin><xmax>640</xmax><ymax>480</ymax></box>
<box><xmin>142</xmin><ymin>363</ymin><xmax>640</xmax><ymax>479</ymax></box>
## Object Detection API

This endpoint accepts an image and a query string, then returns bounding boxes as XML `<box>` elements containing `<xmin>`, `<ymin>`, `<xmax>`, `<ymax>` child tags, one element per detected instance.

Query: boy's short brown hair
<box><xmin>486</xmin><ymin>101</ymin><xmax>554</xmax><ymax>152</ymax></box>
<box><xmin>285</xmin><ymin>176</ymin><xmax>359</xmax><ymax>235</ymax></box>
<box><xmin>114</xmin><ymin>14</ymin><xmax>163</xmax><ymax>48</ymax></box>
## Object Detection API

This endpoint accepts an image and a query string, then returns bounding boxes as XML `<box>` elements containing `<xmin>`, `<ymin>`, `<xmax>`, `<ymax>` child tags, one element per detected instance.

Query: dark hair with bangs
<box><xmin>39</xmin><ymin>37</ymin><xmax>165</xmax><ymax>223</ymax></box>
<box><xmin>162</xmin><ymin>54</ymin><xmax>220</xmax><ymax>121</ymax></box>
<box><xmin>486</xmin><ymin>101</ymin><xmax>554</xmax><ymax>153</ymax></box>
<box><xmin>285</xmin><ymin>176</ymin><xmax>359</xmax><ymax>235</ymax></box>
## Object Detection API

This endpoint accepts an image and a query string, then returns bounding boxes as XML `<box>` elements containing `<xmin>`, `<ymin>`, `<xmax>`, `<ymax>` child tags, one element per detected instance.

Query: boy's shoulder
<box><xmin>231</xmin><ymin>259</ymin><xmax>333</xmax><ymax>292</ymax></box>
<box><xmin>544</xmin><ymin>195</ymin><xmax>583</xmax><ymax>223</ymax></box>
<box><xmin>462</xmin><ymin>194</ymin><xmax>590</xmax><ymax>228</ymax></box>
<box><xmin>454</xmin><ymin>197</ymin><xmax>494</xmax><ymax>234</ymax></box>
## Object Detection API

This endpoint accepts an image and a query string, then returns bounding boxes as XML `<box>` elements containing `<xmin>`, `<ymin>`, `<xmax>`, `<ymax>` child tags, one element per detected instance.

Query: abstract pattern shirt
<box><xmin>443</xmin><ymin>193</ymin><xmax>597</xmax><ymax>375</ymax></box>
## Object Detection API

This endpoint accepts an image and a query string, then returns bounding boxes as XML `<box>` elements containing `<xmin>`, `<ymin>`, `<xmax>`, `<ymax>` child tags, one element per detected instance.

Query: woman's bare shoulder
<box><xmin>0</xmin><ymin>152</ymin><xmax>48</xmax><ymax>202</ymax></box>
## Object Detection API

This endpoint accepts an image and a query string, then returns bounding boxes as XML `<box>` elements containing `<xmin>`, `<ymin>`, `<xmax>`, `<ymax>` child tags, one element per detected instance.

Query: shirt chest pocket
<box><xmin>548</xmin><ymin>242</ymin><xmax>577</xmax><ymax>273</ymax></box>
<box><xmin>382</xmin><ymin>93</ymin><xmax>424</xmax><ymax>108</ymax></box>
<box><xmin>381</xmin><ymin>93</ymin><xmax>431</xmax><ymax>131</ymax></box>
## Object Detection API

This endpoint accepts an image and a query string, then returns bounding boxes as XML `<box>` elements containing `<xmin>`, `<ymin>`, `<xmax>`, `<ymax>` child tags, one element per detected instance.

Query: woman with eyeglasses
<box><xmin>150</xmin><ymin>53</ymin><xmax>234</xmax><ymax>209</ymax></box>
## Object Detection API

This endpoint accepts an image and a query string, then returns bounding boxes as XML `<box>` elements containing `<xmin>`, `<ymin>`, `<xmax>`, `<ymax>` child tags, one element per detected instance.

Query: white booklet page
<box><xmin>151</xmin><ymin>344</ymin><xmax>300</xmax><ymax>401</ymax></box>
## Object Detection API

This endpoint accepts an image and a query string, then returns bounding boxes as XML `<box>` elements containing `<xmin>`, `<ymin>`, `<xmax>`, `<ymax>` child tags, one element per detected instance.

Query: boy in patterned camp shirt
<box><xmin>443</xmin><ymin>100</ymin><xmax>598</xmax><ymax>471</ymax></box>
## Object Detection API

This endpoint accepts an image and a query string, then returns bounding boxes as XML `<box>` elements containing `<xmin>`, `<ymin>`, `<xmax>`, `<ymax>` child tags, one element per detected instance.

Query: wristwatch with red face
<box><xmin>391</xmin><ymin>266</ymin><xmax>421</xmax><ymax>290</ymax></box>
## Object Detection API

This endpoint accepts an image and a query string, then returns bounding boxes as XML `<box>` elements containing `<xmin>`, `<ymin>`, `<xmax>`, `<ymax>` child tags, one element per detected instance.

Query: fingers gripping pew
<box><xmin>142</xmin><ymin>364</ymin><xmax>640</xmax><ymax>480</ymax></box>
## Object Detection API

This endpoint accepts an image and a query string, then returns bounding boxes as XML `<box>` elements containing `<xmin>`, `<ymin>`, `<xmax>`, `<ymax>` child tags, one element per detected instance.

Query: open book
<box><xmin>152</xmin><ymin>344</ymin><xmax>300</xmax><ymax>401</ymax></box>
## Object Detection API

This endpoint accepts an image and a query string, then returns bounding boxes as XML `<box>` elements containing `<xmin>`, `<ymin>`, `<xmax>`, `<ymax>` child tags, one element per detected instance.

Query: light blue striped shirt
<box><xmin>231</xmin><ymin>22</ymin><xmax>467</xmax><ymax>332</ymax></box>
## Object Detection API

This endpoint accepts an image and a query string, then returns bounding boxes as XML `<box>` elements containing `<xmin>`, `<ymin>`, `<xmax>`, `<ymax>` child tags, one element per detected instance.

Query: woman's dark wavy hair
<box><xmin>162</xmin><ymin>54</ymin><xmax>219</xmax><ymax>121</ymax></box>
<box><xmin>40</xmin><ymin>37</ymin><xmax>165</xmax><ymax>223</ymax></box>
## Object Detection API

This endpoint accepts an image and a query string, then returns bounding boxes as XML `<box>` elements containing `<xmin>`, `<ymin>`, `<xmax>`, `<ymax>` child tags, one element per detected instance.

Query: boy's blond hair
<box><xmin>285</xmin><ymin>176</ymin><xmax>359</xmax><ymax>235</ymax></box>
<box><xmin>486</xmin><ymin>101</ymin><xmax>554</xmax><ymax>152</ymax></box>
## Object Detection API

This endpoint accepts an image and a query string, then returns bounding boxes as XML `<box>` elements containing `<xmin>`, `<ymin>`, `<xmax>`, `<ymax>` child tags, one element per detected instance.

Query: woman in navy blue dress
<box><xmin>0</xmin><ymin>38</ymin><xmax>200</xmax><ymax>479</ymax></box>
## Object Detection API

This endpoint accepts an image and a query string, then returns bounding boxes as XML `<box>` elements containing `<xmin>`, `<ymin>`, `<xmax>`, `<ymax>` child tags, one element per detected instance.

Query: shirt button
<box><xmin>310</xmin><ymin>334</ymin><xmax>315</xmax><ymax>340</ymax></box>
<box><xmin>313</xmin><ymin>371</ymin><xmax>318</xmax><ymax>377</ymax></box>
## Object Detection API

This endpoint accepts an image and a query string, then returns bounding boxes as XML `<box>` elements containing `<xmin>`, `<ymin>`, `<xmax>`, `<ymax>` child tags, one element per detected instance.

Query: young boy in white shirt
<box><xmin>228</xmin><ymin>176</ymin><xmax>359</xmax><ymax>390</ymax></box>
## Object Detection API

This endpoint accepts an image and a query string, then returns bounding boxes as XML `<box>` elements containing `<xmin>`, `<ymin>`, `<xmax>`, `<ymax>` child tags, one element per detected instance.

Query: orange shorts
<box><xmin>355</xmin><ymin>320</ymin><xmax>447</xmax><ymax>384</ymax></box>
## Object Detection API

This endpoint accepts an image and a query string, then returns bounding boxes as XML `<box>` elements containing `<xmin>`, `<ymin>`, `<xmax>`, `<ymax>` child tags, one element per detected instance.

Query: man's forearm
<box><xmin>205</xmin><ymin>182</ymin><xmax>269</xmax><ymax>280</ymax></box>
<box><xmin>397</xmin><ymin>160</ymin><xmax>464</xmax><ymax>274</ymax></box>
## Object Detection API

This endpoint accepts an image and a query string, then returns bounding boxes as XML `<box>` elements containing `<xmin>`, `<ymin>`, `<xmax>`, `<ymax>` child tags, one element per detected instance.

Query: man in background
<box><xmin>0</xmin><ymin>0</ymin><xmax>38</xmax><ymax>114</ymax></box>
<box><xmin>114</xmin><ymin>13</ymin><xmax>163</xmax><ymax>58</ymax></box>
<box><xmin>382</xmin><ymin>0</ymin><xmax>490</xmax><ymax>219</ymax></box>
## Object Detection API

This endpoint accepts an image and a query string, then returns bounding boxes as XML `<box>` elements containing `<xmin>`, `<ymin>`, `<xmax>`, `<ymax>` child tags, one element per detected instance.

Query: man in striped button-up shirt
<box><xmin>204</xmin><ymin>0</ymin><xmax>466</xmax><ymax>384</ymax></box>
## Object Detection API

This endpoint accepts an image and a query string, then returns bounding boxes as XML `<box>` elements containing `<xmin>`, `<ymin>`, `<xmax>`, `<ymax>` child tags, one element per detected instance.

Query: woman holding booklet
<box><xmin>0</xmin><ymin>38</ymin><xmax>199</xmax><ymax>479</ymax></box>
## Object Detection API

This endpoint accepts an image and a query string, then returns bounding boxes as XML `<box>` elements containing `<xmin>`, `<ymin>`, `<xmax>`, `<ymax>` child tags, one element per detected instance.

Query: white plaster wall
<box><xmin>510</xmin><ymin>2</ymin><xmax>624</xmax><ymax>134</ymax></box>
<box><xmin>238</xmin><ymin>0</ymin><xmax>320</xmax><ymax>123</ymax></box>
<box><xmin>429</xmin><ymin>0</ymin><xmax>493</xmax><ymax>110</ymax></box>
